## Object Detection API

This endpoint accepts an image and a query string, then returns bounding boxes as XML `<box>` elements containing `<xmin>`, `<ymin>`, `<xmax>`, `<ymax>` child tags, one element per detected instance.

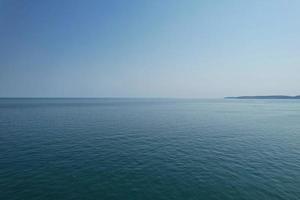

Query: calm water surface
<box><xmin>0</xmin><ymin>98</ymin><xmax>300</xmax><ymax>200</ymax></box>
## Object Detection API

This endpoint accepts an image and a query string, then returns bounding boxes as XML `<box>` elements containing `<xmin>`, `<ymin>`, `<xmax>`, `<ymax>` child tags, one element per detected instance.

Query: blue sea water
<box><xmin>0</xmin><ymin>98</ymin><xmax>300</xmax><ymax>200</ymax></box>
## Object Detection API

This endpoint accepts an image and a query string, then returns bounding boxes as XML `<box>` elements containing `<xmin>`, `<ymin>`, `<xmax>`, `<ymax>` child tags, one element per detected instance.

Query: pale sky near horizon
<box><xmin>0</xmin><ymin>0</ymin><xmax>299</xmax><ymax>98</ymax></box>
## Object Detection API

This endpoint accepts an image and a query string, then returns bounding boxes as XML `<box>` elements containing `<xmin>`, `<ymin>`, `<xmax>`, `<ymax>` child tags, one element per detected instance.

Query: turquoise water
<box><xmin>1</xmin><ymin>98</ymin><xmax>300</xmax><ymax>200</ymax></box>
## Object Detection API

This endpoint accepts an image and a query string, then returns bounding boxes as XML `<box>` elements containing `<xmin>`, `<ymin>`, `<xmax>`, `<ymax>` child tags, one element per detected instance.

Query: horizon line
<box><xmin>0</xmin><ymin>97</ymin><xmax>220</xmax><ymax>99</ymax></box>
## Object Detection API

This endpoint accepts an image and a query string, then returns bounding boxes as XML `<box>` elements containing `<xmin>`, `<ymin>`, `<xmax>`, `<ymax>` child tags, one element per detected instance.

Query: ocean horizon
<box><xmin>2</xmin><ymin>0</ymin><xmax>300</xmax><ymax>199</ymax></box>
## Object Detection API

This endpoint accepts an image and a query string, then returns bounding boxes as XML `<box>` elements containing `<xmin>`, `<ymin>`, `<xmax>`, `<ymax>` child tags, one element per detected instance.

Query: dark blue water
<box><xmin>1</xmin><ymin>98</ymin><xmax>300</xmax><ymax>200</ymax></box>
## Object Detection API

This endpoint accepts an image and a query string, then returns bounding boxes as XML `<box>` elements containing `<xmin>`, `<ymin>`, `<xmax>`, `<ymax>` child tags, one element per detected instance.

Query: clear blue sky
<box><xmin>0</xmin><ymin>0</ymin><xmax>299</xmax><ymax>98</ymax></box>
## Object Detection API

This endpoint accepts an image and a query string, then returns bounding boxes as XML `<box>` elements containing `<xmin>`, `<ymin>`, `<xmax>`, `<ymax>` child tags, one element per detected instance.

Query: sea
<box><xmin>0</xmin><ymin>98</ymin><xmax>299</xmax><ymax>200</ymax></box>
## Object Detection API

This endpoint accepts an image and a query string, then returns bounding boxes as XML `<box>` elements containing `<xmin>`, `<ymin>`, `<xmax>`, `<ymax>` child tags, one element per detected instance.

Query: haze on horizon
<box><xmin>0</xmin><ymin>0</ymin><xmax>299</xmax><ymax>98</ymax></box>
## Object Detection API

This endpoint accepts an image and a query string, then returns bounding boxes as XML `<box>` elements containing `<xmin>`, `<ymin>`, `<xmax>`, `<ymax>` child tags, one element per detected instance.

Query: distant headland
<box><xmin>225</xmin><ymin>95</ymin><xmax>300</xmax><ymax>99</ymax></box>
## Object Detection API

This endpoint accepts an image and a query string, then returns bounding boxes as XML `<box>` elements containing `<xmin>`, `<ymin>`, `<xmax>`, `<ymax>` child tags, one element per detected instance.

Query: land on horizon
<box><xmin>225</xmin><ymin>95</ymin><xmax>300</xmax><ymax>99</ymax></box>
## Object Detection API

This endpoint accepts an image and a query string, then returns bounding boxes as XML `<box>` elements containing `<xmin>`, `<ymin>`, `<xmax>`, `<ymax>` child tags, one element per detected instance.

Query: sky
<box><xmin>0</xmin><ymin>0</ymin><xmax>299</xmax><ymax>98</ymax></box>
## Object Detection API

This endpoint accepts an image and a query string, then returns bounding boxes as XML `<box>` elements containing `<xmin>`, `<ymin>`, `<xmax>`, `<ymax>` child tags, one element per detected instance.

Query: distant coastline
<box><xmin>225</xmin><ymin>95</ymin><xmax>300</xmax><ymax>99</ymax></box>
